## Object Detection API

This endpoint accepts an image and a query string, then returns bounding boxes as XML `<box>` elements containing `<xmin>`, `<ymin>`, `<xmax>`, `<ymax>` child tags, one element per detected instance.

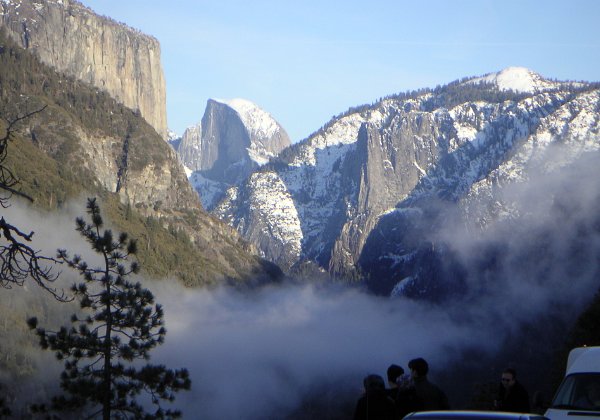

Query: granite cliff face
<box><xmin>0</xmin><ymin>20</ymin><xmax>279</xmax><ymax>286</ymax></box>
<box><xmin>176</xmin><ymin>98</ymin><xmax>291</xmax><ymax>209</ymax></box>
<box><xmin>0</xmin><ymin>0</ymin><xmax>167</xmax><ymax>139</ymax></box>
<box><xmin>215</xmin><ymin>68</ymin><xmax>600</xmax><ymax>286</ymax></box>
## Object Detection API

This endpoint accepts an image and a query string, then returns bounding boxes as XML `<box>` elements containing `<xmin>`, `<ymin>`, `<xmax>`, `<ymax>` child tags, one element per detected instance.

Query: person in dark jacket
<box><xmin>386</xmin><ymin>364</ymin><xmax>422</xmax><ymax>418</ymax></box>
<box><xmin>408</xmin><ymin>358</ymin><xmax>450</xmax><ymax>411</ymax></box>
<box><xmin>354</xmin><ymin>374</ymin><xmax>396</xmax><ymax>420</ymax></box>
<box><xmin>494</xmin><ymin>368</ymin><xmax>530</xmax><ymax>412</ymax></box>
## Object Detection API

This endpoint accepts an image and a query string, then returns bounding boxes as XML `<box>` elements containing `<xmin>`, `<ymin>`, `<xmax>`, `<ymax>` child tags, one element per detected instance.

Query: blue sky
<box><xmin>80</xmin><ymin>0</ymin><xmax>600</xmax><ymax>142</ymax></box>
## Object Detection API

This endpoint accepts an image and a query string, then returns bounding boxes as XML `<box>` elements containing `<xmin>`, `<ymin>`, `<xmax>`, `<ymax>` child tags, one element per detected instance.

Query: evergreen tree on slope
<box><xmin>28</xmin><ymin>198</ymin><xmax>190</xmax><ymax>419</ymax></box>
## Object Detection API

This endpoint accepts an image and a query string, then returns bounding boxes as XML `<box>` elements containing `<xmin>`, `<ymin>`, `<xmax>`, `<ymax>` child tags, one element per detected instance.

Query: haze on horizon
<box><xmin>79</xmin><ymin>0</ymin><xmax>600</xmax><ymax>142</ymax></box>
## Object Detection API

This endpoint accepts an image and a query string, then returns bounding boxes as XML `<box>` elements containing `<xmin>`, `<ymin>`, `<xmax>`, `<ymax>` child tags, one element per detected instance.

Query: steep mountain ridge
<box><xmin>175</xmin><ymin>98</ymin><xmax>291</xmax><ymax>209</ymax></box>
<box><xmin>358</xmin><ymin>86</ymin><xmax>600</xmax><ymax>296</ymax></box>
<box><xmin>0</xmin><ymin>0</ymin><xmax>168</xmax><ymax>139</ymax></box>
<box><xmin>0</xmin><ymin>27</ymin><xmax>279</xmax><ymax>286</ymax></box>
<box><xmin>214</xmin><ymin>69</ymin><xmax>600</xmax><ymax>285</ymax></box>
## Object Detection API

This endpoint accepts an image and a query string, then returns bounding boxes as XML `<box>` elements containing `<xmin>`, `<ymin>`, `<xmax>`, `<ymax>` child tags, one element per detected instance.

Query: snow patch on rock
<box><xmin>249</xmin><ymin>171</ymin><xmax>303</xmax><ymax>257</ymax></box>
<box><xmin>214</xmin><ymin>98</ymin><xmax>280</xmax><ymax>140</ymax></box>
<box><xmin>468</xmin><ymin>67</ymin><xmax>556</xmax><ymax>93</ymax></box>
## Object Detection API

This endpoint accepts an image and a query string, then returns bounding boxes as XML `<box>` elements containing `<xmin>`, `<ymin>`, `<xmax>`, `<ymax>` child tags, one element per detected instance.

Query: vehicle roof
<box><xmin>403</xmin><ymin>411</ymin><xmax>548</xmax><ymax>420</ymax></box>
<box><xmin>567</xmin><ymin>346</ymin><xmax>600</xmax><ymax>374</ymax></box>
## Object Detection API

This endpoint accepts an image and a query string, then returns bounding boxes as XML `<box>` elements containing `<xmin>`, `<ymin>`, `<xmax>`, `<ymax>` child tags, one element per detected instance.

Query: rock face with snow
<box><xmin>214</xmin><ymin>68</ymin><xmax>600</xmax><ymax>287</ymax></box>
<box><xmin>0</xmin><ymin>0</ymin><xmax>168</xmax><ymax>139</ymax></box>
<box><xmin>176</xmin><ymin>98</ymin><xmax>291</xmax><ymax>209</ymax></box>
<box><xmin>0</xmin><ymin>11</ymin><xmax>281</xmax><ymax>287</ymax></box>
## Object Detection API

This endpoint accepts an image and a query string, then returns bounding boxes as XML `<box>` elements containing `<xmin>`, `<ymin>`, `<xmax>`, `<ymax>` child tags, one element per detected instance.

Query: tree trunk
<box><xmin>103</xmin><ymin>261</ymin><xmax>112</xmax><ymax>420</ymax></box>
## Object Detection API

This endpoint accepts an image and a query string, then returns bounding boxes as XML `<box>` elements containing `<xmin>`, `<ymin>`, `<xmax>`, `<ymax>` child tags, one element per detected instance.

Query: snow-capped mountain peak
<box><xmin>213</xmin><ymin>98</ymin><xmax>280</xmax><ymax>140</ymax></box>
<box><xmin>467</xmin><ymin>67</ymin><xmax>555</xmax><ymax>93</ymax></box>
<box><xmin>174</xmin><ymin>98</ymin><xmax>291</xmax><ymax>210</ymax></box>
<box><xmin>167</xmin><ymin>129</ymin><xmax>180</xmax><ymax>142</ymax></box>
<box><xmin>215</xmin><ymin>70</ymin><xmax>600</xmax><ymax>288</ymax></box>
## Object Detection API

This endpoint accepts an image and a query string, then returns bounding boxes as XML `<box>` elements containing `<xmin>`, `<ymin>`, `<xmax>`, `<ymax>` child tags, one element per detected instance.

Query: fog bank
<box><xmin>2</xmin><ymin>150</ymin><xmax>599</xmax><ymax>418</ymax></box>
<box><xmin>150</xmin><ymin>282</ymin><xmax>497</xmax><ymax>419</ymax></box>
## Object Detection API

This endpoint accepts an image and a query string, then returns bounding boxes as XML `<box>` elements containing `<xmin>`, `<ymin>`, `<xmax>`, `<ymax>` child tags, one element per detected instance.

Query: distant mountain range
<box><xmin>2</xmin><ymin>0</ymin><xmax>598</xmax><ymax>301</ymax></box>
<box><xmin>201</xmin><ymin>67</ymin><xmax>600</xmax><ymax>297</ymax></box>
<box><xmin>1</xmin><ymin>2</ymin><xmax>599</xmax><ymax>416</ymax></box>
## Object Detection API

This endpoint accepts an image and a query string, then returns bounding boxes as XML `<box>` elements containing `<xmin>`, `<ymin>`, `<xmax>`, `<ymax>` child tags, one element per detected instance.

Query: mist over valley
<box><xmin>0</xmin><ymin>1</ymin><xmax>599</xmax><ymax>418</ymax></box>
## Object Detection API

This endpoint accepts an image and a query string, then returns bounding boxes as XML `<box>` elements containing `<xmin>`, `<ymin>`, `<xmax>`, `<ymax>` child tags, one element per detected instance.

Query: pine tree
<box><xmin>28</xmin><ymin>197</ymin><xmax>190</xmax><ymax>419</ymax></box>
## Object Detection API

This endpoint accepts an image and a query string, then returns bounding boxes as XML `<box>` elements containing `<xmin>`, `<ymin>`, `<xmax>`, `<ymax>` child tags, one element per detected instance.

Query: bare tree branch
<box><xmin>0</xmin><ymin>103</ymin><xmax>67</xmax><ymax>300</ymax></box>
<box><xmin>0</xmin><ymin>104</ymin><xmax>47</xmax><ymax>206</ymax></box>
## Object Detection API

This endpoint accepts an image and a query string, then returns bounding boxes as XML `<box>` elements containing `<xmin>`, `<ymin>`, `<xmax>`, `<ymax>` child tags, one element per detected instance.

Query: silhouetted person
<box><xmin>494</xmin><ymin>368</ymin><xmax>530</xmax><ymax>412</ymax></box>
<box><xmin>386</xmin><ymin>364</ymin><xmax>422</xmax><ymax>418</ymax></box>
<box><xmin>354</xmin><ymin>374</ymin><xmax>396</xmax><ymax>420</ymax></box>
<box><xmin>408</xmin><ymin>358</ymin><xmax>449</xmax><ymax>410</ymax></box>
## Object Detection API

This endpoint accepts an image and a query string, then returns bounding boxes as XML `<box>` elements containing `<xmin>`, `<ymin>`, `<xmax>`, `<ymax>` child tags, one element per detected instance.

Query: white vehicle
<box><xmin>545</xmin><ymin>346</ymin><xmax>600</xmax><ymax>419</ymax></box>
<box><xmin>403</xmin><ymin>411</ymin><xmax>547</xmax><ymax>419</ymax></box>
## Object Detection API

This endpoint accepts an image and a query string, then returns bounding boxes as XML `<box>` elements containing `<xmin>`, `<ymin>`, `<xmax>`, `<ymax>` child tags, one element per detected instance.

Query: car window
<box><xmin>552</xmin><ymin>373</ymin><xmax>600</xmax><ymax>410</ymax></box>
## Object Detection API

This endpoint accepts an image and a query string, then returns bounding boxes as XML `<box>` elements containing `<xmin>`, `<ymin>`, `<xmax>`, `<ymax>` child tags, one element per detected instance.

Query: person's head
<box><xmin>501</xmin><ymin>368</ymin><xmax>517</xmax><ymax>389</ymax></box>
<box><xmin>387</xmin><ymin>364</ymin><xmax>404</xmax><ymax>387</ymax></box>
<box><xmin>363</xmin><ymin>374</ymin><xmax>386</xmax><ymax>393</ymax></box>
<box><xmin>408</xmin><ymin>358</ymin><xmax>429</xmax><ymax>379</ymax></box>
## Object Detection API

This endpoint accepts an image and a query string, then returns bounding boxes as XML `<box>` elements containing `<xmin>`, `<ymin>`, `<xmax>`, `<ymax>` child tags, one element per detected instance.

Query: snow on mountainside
<box><xmin>360</xmin><ymin>87</ymin><xmax>600</xmax><ymax>297</ymax></box>
<box><xmin>466</xmin><ymin>66</ymin><xmax>562</xmax><ymax>93</ymax></box>
<box><xmin>214</xmin><ymin>68</ymin><xmax>600</xmax><ymax>287</ymax></box>
<box><xmin>167</xmin><ymin>129</ymin><xmax>180</xmax><ymax>142</ymax></box>
<box><xmin>461</xmin><ymin>88</ymin><xmax>600</xmax><ymax>223</ymax></box>
<box><xmin>219</xmin><ymin>98</ymin><xmax>290</xmax><ymax>166</ymax></box>
<box><xmin>214</xmin><ymin>98</ymin><xmax>282</xmax><ymax>157</ymax></box>
<box><xmin>173</xmin><ymin>98</ymin><xmax>291</xmax><ymax>210</ymax></box>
